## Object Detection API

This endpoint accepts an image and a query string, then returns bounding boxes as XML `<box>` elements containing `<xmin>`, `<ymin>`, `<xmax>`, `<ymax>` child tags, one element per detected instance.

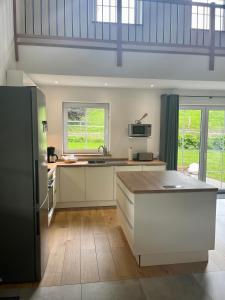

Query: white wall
<box><xmin>41</xmin><ymin>85</ymin><xmax>161</xmax><ymax>158</ymax></box>
<box><xmin>0</xmin><ymin>0</ymin><xmax>15</xmax><ymax>85</ymax></box>
<box><xmin>6</xmin><ymin>69</ymin><xmax>36</xmax><ymax>86</ymax></box>
<box><xmin>17</xmin><ymin>46</ymin><xmax>225</xmax><ymax>82</ymax></box>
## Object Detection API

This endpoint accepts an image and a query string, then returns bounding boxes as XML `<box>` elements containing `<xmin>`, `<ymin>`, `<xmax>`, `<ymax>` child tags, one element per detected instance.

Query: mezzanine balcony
<box><xmin>13</xmin><ymin>0</ymin><xmax>225</xmax><ymax>70</ymax></box>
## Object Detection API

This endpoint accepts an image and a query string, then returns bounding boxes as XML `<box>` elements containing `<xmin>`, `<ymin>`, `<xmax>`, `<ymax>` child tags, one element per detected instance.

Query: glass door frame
<box><xmin>179</xmin><ymin>105</ymin><xmax>225</xmax><ymax>185</ymax></box>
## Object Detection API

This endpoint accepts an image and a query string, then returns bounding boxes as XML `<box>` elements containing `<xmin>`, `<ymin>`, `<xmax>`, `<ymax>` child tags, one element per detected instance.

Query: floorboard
<box><xmin>1</xmin><ymin>201</ymin><xmax>225</xmax><ymax>288</ymax></box>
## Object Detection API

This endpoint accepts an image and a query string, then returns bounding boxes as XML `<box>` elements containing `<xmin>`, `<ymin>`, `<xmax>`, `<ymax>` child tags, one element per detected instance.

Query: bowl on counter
<box><xmin>62</xmin><ymin>155</ymin><xmax>78</xmax><ymax>164</ymax></box>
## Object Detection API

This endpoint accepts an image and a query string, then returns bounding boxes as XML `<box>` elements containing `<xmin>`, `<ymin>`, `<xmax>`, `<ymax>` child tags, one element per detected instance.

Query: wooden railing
<box><xmin>13</xmin><ymin>0</ymin><xmax>225</xmax><ymax>69</ymax></box>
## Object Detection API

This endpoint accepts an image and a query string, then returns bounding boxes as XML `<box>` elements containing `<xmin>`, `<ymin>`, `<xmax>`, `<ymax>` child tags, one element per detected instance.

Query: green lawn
<box><xmin>179</xmin><ymin>110</ymin><xmax>201</xmax><ymax>130</ymax></box>
<box><xmin>178</xmin><ymin>109</ymin><xmax>225</xmax><ymax>185</ymax></box>
<box><xmin>178</xmin><ymin>148</ymin><xmax>225</xmax><ymax>182</ymax></box>
<box><xmin>68</xmin><ymin>137</ymin><xmax>104</xmax><ymax>150</ymax></box>
<box><xmin>179</xmin><ymin>109</ymin><xmax>225</xmax><ymax>131</ymax></box>
<box><xmin>67</xmin><ymin>108</ymin><xmax>105</xmax><ymax>151</ymax></box>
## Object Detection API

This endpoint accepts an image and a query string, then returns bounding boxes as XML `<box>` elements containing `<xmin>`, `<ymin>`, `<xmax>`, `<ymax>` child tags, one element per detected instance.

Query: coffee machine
<box><xmin>47</xmin><ymin>146</ymin><xmax>58</xmax><ymax>163</ymax></box>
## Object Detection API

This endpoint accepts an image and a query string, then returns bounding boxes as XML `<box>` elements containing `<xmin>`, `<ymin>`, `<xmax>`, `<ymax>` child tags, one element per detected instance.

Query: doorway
<box><xmin>178</xmin><ymin>106</ymin><xmax>225</xmax><ymax>190</ymax></box>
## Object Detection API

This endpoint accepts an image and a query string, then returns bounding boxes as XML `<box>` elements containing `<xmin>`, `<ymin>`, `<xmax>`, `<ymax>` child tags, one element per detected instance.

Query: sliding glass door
<box><xmin>206</xmin><ymin>110</ymin><xmax>225</xmax><ymax>189</ymax></box>
<box><xmin>178</xmin><ymin>106</ymin><xmax>225</xmax><ymax>190</ymax></box>
<box><xmin>178</xmin><ymin>109</ymin><xmax>202</xmax><ymax>179</ymax></box>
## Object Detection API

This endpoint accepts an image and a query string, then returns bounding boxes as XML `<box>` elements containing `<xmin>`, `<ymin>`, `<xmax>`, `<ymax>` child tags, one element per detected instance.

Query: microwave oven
<box><xmin>128</xmin><ymin>124</ymin><xmax>151</xmax><ymax>137</ymax></box>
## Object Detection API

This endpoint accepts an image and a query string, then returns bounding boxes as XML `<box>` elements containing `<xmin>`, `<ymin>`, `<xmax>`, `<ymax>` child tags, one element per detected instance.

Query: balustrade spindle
<box><xmin>117</xmin><ymin>0</ymin><xmax>122</xmax><ymax>66</ymax></box>
<box><xmin>209</xmin><ymin>2</ymin><xmax>216</xmax><ymax>70</ymax></box>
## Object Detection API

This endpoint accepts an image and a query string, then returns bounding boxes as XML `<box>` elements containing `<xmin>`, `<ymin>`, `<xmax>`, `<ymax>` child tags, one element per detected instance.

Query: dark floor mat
<box><xmin>0</xmin><ymin>297</ymin><xmax>19</xmax><ymax>300</ymax></box>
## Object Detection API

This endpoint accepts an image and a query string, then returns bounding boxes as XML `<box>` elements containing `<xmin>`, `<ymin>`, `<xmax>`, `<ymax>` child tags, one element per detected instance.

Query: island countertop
<box><xmin>117</xmin><ymin>171</ymin><xmax>218</xmax><ymax>194</ymax></box>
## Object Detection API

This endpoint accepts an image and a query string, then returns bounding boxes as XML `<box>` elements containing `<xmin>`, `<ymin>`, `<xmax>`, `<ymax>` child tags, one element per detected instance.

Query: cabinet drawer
<box><xmin>116</xmin><ymin>183</ymin><xmax>134</xmax><ymax>226</ymax></box>
<box><xmin>117</xmin><ymin>204</ymin><xmax>134</xmax><ymax>247</ymax></box>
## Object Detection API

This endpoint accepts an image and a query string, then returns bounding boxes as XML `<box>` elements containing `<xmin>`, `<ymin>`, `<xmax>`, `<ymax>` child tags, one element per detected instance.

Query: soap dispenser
<box><xmin>128</xmin><ymin>147</ymin><xmax>133</xmax><ymax>161</ymax></box>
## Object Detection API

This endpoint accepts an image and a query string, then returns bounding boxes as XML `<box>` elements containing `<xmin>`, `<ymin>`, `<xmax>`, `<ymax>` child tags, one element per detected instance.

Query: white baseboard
<box><xmin>138</xmin><ymin>251</ymin><xmax>208</xmax><ymax>267</ymax></box>
<box><xmin>56</xmin><ymin>200</ymin><xmax>116</xmax><ymax>208</ymax></box>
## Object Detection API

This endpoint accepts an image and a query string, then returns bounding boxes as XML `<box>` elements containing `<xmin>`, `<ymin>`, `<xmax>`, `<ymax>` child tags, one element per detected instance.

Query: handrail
<box><xmin>143</xmin><ymin>0</ymin><xmax>224</xmax><ymax>8</ymax></box>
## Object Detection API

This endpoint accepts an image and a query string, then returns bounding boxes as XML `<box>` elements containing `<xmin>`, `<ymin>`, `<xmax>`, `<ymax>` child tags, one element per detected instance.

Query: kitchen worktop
<box><xmin>47</xmin><ymin>159</ymin><xmax>166</xmax><ymax>172</ymax></box>
<box><xmin>117</xmin><ymin>170</ymin><xmax>218</xmax><ymax>194</ymax></box>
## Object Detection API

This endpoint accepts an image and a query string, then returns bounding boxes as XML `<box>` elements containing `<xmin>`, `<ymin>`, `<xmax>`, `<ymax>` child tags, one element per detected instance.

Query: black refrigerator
<box><xmin>0</xmin><ymin>87</ymin><xmax>49</xmax><ymax>283</ymax></box>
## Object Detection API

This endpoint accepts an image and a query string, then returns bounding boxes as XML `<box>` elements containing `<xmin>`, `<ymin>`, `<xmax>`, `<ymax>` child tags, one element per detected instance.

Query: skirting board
<box><xmin>56</xmin><ymin>200</ymin><xmax>116</xmax><ymax>208</ymax></box>
<box><xmin>137</xmin><ymin>251</ymin><xmax>208</xmax><ymax>267</ymax></box>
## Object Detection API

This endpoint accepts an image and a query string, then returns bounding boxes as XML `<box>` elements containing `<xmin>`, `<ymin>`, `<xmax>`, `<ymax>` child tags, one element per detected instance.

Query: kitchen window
<box><xmin>95</xmin><ymin>0</ymin><xmax>143</xmax><ymax>24</ymax></box>
<box><xmin>192</xmin><ymin>0</ymin><xmax>224</xmax><ymax>31</ymax></box>
<box><xmin>63</xmin><ymin>102</ymin><xmax>110</xmax><ymax>154</ymax></box>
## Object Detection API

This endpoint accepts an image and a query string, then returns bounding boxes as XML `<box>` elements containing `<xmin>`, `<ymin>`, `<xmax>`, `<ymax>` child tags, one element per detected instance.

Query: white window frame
<box><xmin>191</xmin><ymin>0</ymin><xmax>225</xmax><ymax>31</ymax></box>
<box><xmin>178</xmin><ymin>105</ymin><xmax>225</xmax><ymax>190</ymax></box>
<box><xmin>63</xmin><ymin>102</ymin><xmax>110</xmax><ymax>154</ymax></box>
<box><xmin>95</xmin><ymin>0</ymin><xmax>143</xmax><ymax>25</ymax></box>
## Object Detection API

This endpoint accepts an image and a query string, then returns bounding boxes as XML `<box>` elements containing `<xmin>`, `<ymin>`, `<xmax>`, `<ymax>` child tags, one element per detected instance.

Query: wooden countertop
<box><xmin>48</xmin><ymin>159</ymin><xmax>165</xmax><ymax>170</ymax></box>
<box><xmin>117</xmin><ymin>171</ymin><xmax>218</xmax><ymax>194</ymax></box>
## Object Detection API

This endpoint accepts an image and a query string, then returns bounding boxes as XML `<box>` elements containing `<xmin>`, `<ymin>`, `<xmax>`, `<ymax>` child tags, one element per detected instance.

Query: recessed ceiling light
<box><xmin>54</xmin><ymin>80</ymin><xmax>59</xmax><ymax>85</ymax></box>
<box><xmin>150</xmin><ymin>84</ymin><xmax>154</xmax><ymax>88</ymax></box>
<box><xmin>104</xmin><ymin>82</ymin><xmax>108</xmax><ymax>86</ymax></box>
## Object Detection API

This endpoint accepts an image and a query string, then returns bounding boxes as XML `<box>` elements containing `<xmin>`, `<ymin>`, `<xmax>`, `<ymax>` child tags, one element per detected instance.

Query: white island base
<box><xmin>116</xmin><ymin>171</ymin><xmax>217</xmax><ymax>267</ymax></box>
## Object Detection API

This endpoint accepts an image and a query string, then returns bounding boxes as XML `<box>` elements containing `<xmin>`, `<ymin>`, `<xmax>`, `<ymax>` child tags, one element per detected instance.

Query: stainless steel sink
<box><xmin>88</xmin><ymin>160</ymin><xmax>106</xmax><ymax>164</ymax></box>
<box><xmin>88</xmin><ymin>160</ymin><xmax>127</xmax><ymax>165</ymax></box>
<box><xmin>105</xmin><ymin>160</ymin><xmax>127</xmax><ymax>165</ymax></box>
<box><xmin>163</xmin><ymin>185</ymin><xmax>183</xmax><ymax>189</ymax></box>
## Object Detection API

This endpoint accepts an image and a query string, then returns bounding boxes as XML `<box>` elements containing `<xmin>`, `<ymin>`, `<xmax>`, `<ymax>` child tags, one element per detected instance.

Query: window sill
<box><xmin>63</xmin><ymin>153</ymin><xmax>112</xmax><ymax>157</ymax></box>
<box><xmin>77</xmin><ymin>153</ymin><xmax>111</xmax><ymax>157</ymax></box>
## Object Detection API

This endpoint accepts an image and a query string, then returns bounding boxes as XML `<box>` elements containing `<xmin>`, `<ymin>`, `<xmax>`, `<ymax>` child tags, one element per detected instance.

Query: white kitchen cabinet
<box><xmin>53</xmin><ymin>169</ymin><xmax>57</xmax><ymax>208</ymax></box>
<box><xmin>142</xmin><ymin>165</ymin><xmax>166</xmax><ymax>171</ymax></box>
<box><xmin>59</xmin><ymin>167</ymin><xmax>85</xmax><ymax>203</ymax></box>
<box><xmin>57</xmin><ymin>163</ymin><xmax>166</xmax><ymax>208</ymax></box>
<box><xmin>85</xmin><ymin>167</ymin><xmax>114</xmax><ymax>201</ymax></box>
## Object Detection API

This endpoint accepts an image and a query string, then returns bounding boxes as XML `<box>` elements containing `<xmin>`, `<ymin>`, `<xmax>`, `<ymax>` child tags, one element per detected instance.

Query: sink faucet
<box><xmin>98</xmin><ymin>145</ymin><xmax>108</xmax><ymax>156</ymax></box>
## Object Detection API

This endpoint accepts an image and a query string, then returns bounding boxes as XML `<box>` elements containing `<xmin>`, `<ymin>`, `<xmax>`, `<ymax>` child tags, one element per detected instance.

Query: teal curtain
<box><xmin>159</xmin><ymin>94</ymin><xmax>179</xmax><ymax>170</ymax></box>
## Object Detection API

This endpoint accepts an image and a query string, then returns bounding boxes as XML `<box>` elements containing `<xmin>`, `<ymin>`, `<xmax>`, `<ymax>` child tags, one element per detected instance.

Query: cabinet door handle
<box><xmin>36</xmin><ymin>212</ymin><xmax>40</xmax><ymax>236</ymax></box>
<box><xmin>117</xmin><ymin>201</ymin><xmax>133</xmax><ymax>230</ymax></box>
<box><xmin>117</xmin><ymin>183</ymin><xmax>134</xmax><ymax>205</ymax></box>
<box><xmin>35</xmin><ymin>160</ymin><xmax>39</xmax><ymax>205</ymax></box>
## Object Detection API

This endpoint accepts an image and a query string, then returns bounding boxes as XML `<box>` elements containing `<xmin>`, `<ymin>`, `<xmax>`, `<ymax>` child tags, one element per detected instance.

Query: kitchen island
<box><xmin>116</xmin><ymin>171</ymin><xmax>218</xmax><ymax>267</ymax></box>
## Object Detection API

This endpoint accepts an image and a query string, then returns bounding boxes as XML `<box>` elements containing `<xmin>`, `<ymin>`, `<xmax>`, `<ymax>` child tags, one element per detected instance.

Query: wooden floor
<box><xmin>41</xmin><ymin>201</ymin><xmax>225</xmax><ymax>286</ymax></box>
<box><xmin>1</xmin><ymin>201</ymin><xmax>225</xmax><ymax>289</ymax></box>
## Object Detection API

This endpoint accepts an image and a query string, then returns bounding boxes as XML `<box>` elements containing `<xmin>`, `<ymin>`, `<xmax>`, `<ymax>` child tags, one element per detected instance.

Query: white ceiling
<box><xmin>29</xmin><ymin>73</ymin><xmax>225</xmax><ymax>91</ymax></box>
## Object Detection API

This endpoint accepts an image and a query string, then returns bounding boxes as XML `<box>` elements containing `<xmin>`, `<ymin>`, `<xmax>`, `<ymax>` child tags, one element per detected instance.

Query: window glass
<box><xmin>96</xmin><ymin>0</ymin><xmax>142</xmax><ymax>24</ymax></box>
<box><xmin>192</xmin><ymin>0</ymin><xmax>224</xmax><ymax>31</ymax></box>
<box><xmin>63</xmin><ymin>103</ymin><xmax>109</xmax><ymax>153</ymax></box>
